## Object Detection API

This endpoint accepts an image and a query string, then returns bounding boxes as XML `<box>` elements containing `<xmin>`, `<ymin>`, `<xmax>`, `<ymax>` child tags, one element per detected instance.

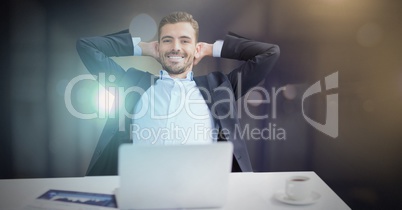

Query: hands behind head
<box><xmin>138</xmin><ymin>41</ymin><xmax>160</xmax><ymax>63</ymax></box>
<box><xmin>194</xmin><ymin>42</ymin><xmax>213</xmax><ymax>66</ymax></box>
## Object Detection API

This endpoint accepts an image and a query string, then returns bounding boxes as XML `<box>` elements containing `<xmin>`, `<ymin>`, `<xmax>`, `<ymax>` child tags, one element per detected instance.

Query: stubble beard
<box><xmin>161</xmin><ymin>52</ymin><xmax>193</xmax><ymax>76</ymax></box>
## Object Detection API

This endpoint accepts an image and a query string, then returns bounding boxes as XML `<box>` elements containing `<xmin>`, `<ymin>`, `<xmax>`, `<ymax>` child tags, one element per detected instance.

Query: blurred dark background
<box><xmin>1</xmin><ymin>0</ymin><xmax>402</xmax><ymax>209</ymax></box>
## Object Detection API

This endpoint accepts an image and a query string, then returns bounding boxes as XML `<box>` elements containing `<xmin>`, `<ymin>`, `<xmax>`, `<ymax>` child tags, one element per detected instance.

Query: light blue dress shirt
<box><xmin>131</xmin><ymin>70</ymin><xmax>217</xmax><ymax>145</ymax></box>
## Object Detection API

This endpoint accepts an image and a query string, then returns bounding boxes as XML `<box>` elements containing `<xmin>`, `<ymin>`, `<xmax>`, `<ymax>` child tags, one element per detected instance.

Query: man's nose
<box><xmin>172</xmin><ymin>40</ymin><xmax>181</xmax><ymax>51</ymax></box>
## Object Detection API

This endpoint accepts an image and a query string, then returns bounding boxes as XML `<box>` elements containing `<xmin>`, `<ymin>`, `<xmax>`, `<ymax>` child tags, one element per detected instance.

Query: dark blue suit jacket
<box><xmin>76</xmin><ymin>30</ymin><xmax>280</xmax><ymax>175</ymax></box>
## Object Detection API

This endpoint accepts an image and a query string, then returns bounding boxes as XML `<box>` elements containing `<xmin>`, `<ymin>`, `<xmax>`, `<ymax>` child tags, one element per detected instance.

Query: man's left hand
<box><xmin>194</xmin><ymin>42</ymin><xmax>213</xmax><ymax>66</ymax></box>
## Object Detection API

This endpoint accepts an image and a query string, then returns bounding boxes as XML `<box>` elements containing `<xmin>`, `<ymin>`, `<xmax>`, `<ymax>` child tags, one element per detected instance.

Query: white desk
<box><xmin>0</xmin><ymin>172</ymin><xmax>350</xmax><ymax>210</ymax></box>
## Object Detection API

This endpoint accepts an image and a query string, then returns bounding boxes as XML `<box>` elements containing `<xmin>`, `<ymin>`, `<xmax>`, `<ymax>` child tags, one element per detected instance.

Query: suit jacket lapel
<box><xmin>194</xmin><ymin>75</ymin><xmax>233</xmax><ymax>140</ymax></box>
<box><xmin>194</xmin><ymin>76</ymin><xmax>212</xmax><ymax>109</ymax></box>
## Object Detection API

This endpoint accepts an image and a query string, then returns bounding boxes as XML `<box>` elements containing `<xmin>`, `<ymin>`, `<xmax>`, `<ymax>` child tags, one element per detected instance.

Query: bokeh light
<box><xmin>129</xmin><ymin>13</ymin><xmax>157</xmax><ymax>42</ymax></box>
<box><xmin>363</xmin><ymin>100</ymin><xmax>375</xmax><ymax>112</ymax></box>
<box><xmin>93</xmin><ymin>86</ymin><xmax>115</xmax><ymax>115</ymax></box>
<box><xmin>283</xmin><ymin>84</ymin><xmax>297</xmax><ymax>100</ymax></box>
<box><xmin>356</xmin><ymin>22</ymin><xmax>383</xmax><ymax>47</ymax></box>
<box><xmin>76</xmin><ymin>87</ymin><xmax>92</xmax><ymax>104</ymax></box>
<box><xmin>246</xmin><ymin>90</ymin><xmax>264</xmax><ymax>106</ymax></box>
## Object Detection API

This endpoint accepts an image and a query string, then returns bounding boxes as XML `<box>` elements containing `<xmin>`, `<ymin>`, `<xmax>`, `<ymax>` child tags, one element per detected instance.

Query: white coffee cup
<box><xmin>285</xmin><ymin>176</ymin><xmax>311</xmax><ymax>201</ymax></box>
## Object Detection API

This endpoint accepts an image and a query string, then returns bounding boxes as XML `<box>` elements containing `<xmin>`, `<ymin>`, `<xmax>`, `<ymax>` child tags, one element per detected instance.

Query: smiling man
<box><xmin>76</xmin><ymin>11</ymin><xmax>280</xmax><ymax>176</ymax></box>
<box><xmin>157</xmin><ymin>22</ymin><xmax>198</xmax><ymax>76</ymax></box>
<box><xmin>140</xmin><ymin>12</ymin><xmax>206</xmax><ymax>78</ymax></box>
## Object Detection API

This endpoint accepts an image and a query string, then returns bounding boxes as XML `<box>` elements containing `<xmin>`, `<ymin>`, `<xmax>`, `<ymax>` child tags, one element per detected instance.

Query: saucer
<box><xmin>274</xmin><ymin>191</ymin><xmax>321</xmax><ymax>205</ymax></box>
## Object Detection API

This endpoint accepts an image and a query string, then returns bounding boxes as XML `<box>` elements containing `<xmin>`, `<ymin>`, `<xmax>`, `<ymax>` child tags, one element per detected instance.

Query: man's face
<box><xmin>158</xmin><ymin>22</ymin><xmax>199</xmax><ymax>77</ymax></box>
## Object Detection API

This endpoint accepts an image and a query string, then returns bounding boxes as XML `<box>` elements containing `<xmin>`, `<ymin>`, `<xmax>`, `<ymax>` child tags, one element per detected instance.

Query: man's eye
<box><xmin>163</xmin><ymin>40</ymin><xmax>171</xmax><ymax>43</ymax></box>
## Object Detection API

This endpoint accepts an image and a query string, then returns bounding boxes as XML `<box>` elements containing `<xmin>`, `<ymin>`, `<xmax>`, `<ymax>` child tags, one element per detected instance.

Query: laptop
<box><xmin>116</xmin><ymin>142</ymin><xmax>233</xmax><ymax>210</ymax></box>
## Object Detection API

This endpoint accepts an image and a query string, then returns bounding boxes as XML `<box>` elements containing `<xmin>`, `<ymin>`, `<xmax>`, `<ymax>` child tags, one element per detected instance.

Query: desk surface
<box><xmin>0</xmin><ymin>172</ymin><xmax>350</xmax><ymax>210</ymax></box>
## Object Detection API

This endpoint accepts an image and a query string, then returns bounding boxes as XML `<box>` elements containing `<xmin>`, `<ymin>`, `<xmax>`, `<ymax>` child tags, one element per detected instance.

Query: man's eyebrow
<box><xmin>161</xmin><ymin>35</ymin><xmax>173</xmax><ymax>40</ymax></box>
<box><xmin>161</xmin><ymin>35</ymin><xmax>192</xmax><ymax>40</ymax></box>
<box><xmin>179</xmin><ymin>36</ymin><xmax>192</xmax><ymax>40</ymax></box>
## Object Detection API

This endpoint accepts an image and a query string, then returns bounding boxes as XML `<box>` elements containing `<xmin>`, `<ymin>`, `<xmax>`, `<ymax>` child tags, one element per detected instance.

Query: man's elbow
<box><xmin>76</xmin><ymin>38</ymin><xmax>88</xmax><ymax>53</ymax></box>
<box><xmin>270</xmin><ymin>44</ymin><xmax>280</xmax><ymax>57</ymax></box>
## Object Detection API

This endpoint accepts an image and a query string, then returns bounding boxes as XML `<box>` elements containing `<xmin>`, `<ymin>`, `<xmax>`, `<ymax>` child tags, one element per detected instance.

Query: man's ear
<box><xmin>193</xmin><ymin>42</ymin><xmax>203</xmax><ymax>66</ymax></box>
<box><xmin>194</xmin><ymin>42</ymin><xmax>201</xmax><ymax>59</ymax></box>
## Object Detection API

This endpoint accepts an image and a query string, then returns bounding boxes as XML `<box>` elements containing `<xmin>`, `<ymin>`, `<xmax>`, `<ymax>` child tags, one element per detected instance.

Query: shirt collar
<box><xmin>159</xmin><ymin>70</ymin><xmax>194</xmax><ymax>81</ymax></box>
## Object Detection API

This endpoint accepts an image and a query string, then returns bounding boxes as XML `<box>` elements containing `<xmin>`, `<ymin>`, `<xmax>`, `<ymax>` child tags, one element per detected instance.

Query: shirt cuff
<box><xmin>212</xmin><ymin>40</ymin><xmax>224</xmax><ymax>57</ymax></box>
<box><xmin>132</xmin><ymin>37</ymin><xmax>142</xmax><ymax>56</ymax></box>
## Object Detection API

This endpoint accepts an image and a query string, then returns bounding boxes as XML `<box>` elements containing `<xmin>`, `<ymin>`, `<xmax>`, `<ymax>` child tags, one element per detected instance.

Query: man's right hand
<box><xmin>138</xmin><ymin>41</ymin><xmax>160</xmax><ymax>63</ymax></box>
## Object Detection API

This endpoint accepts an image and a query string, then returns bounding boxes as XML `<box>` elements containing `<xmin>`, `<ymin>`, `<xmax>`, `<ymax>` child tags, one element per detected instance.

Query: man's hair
<box><xmin>158</xmin><ymin>11</ymin><xmax>199</xmax><ymax>42</ymax></box>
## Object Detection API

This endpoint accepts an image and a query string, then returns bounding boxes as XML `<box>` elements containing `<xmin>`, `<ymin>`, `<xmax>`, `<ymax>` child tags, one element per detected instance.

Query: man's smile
<box><xmin>167</xmin><ymin>55</ymin><xmax>185</xmax><ymax>62</ymax></box>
